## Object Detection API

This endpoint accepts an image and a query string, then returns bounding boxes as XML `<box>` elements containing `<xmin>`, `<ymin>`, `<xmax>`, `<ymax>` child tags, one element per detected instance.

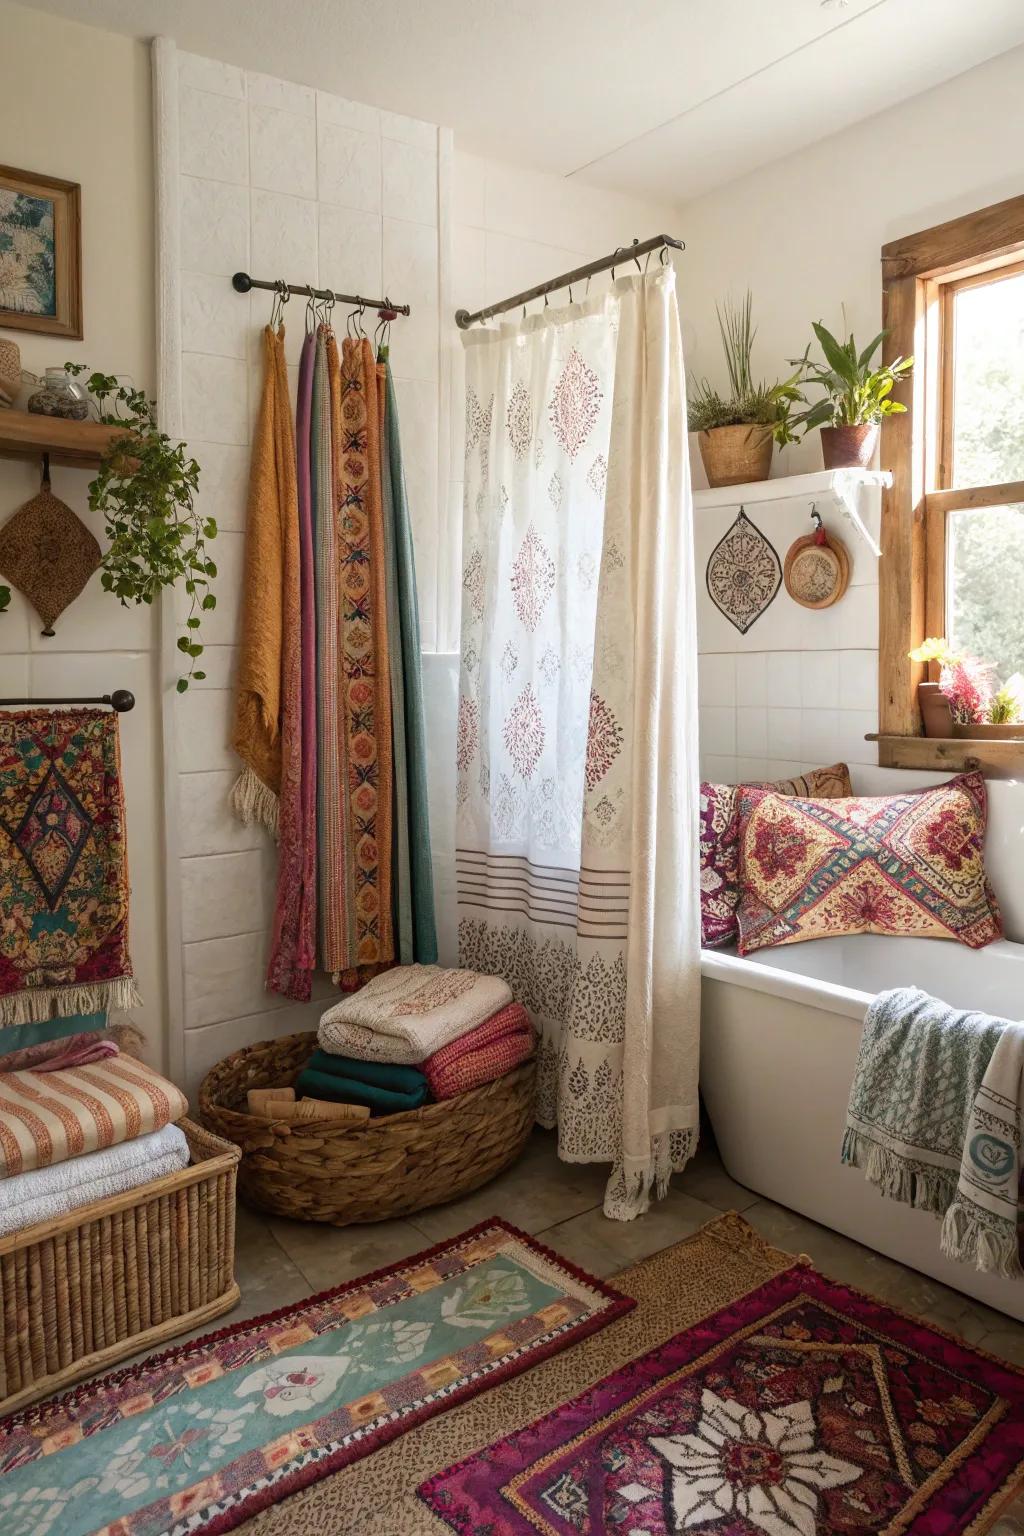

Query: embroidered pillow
<box><xmin>700</xmin><ymin>763</ymin><xmax>853</xmax><ymax>948</ymax></box>
<box><xmin>735</xmin><ymin>770</ymin><xmax>1002</xmax><ymax>955</ymax></box>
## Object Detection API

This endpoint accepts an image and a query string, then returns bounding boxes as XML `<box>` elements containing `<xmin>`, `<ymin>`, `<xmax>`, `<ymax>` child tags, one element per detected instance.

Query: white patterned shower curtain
<box><xmin>457</xmin><ymin>267</ymin><xmax>700</xmax><ymax>1219</ymax></box>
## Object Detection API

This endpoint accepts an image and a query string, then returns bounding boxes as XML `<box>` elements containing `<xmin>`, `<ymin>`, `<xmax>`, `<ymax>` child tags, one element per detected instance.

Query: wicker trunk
<box><xmin>0</xmin><ymin>1119</ymin><xmax>240</xmax><ymax>1415</ymax></box>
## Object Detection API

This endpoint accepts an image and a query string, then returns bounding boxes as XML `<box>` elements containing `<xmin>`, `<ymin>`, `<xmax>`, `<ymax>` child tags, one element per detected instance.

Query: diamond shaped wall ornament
<box><xmin>705</xmin><ymin>507</ymin><xmax>782</xmax><ymax>634</ymax></box>
<box><xmin>0</xmin><ymin>475</ymin><xmax>101</xmax><ymax>635</ymax></box>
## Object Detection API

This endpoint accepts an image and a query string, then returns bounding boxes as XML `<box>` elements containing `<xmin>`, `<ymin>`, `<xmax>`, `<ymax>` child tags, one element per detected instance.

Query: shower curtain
<box><xmin>456</xmin><ymin>266</ymin><xmax>700</xmax><ymax>1219</ymax></box>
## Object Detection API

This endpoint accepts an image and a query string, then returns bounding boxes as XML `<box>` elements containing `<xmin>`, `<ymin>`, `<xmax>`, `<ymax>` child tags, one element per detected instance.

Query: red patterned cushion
<box><xmin>735</xmin><ymin>770</ymin><xmax>1003</xmax><ymax>954</ymax></box>
<box><xmin>700</xmin><ymin>763</ymin><xmax>853</xmax><ymax>948</ymax></box>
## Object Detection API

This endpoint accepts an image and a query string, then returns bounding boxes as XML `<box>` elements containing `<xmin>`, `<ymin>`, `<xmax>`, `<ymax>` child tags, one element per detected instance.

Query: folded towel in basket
<box><xmin>304</xmin><ymin>1049</ymin><xmax>427</xmax><ymax>1095</ymax></box>
<box><xmin>0</xmin><ymin>1123</ymin><xmax>190</xmax><ymax>1236</ymax></box>
<box><xmin>318</xmin><ymin>965</ymin><xmax>513</xmax><ymax>1064</ymax></box>
<box><xmin>424</xmin><ymin>1003</ymin><xmax>535</xmax><ymax>1100</ymax></box>
<box><xmin>295</xmin><ymin>1065</ymin><xmax>427</xmax><ymax>1115</ymax></box>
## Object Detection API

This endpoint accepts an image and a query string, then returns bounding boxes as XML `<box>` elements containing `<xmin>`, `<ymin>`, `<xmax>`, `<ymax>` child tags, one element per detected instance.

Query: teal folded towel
<box><xmin>306</xmin><ymin>1049</ymin><xmax>427</xmax><ymax>1096</ymax></box>
<box><xmin>295</xmin><ymin>1066</ymin><xmax>427</xmax><ymax>1114</ymax></box>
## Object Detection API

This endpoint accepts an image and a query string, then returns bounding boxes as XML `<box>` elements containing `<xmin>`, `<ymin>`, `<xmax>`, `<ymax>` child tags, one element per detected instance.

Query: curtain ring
<box><xmin>631</xmin><ymin>241</ymin><xmax>642</xmax><ymax>273</ymax></box>
<box><xmin>659</xmin><ymin>245</ymin><xmax>670</xmax><ymax>266</ymax></box>
<box><xmin>585</xmin><ymin>274</ymin><xmax>592</xmax><ymax>297</ymax></box>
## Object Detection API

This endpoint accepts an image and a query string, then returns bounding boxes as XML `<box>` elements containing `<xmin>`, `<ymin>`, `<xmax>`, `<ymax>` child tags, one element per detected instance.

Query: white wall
<box><xmin>0</xmin><ymin>4</ymin><xmax>167</xmax><ymax>1067</ymax></box>
<box><xmin>161</xmin><ymin>48</ymin><xmax>450</xmax><ymax>1096</ymax></box>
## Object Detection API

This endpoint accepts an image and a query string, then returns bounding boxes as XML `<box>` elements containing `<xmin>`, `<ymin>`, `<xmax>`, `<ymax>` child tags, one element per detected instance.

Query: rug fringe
<box><xmin>0</xmin><ymin>976</ymin><xmax>143</xmax><ymax>1028</ymax></box>
<box><xmin>841</xmin><ymin>1129</ymin><xmax>954</xmax><ymax>1216</ymax></box>
<box><xmin>230</xmin><ymin>767</ymin><xmax>279</xmax><ymax>837</ymax></box>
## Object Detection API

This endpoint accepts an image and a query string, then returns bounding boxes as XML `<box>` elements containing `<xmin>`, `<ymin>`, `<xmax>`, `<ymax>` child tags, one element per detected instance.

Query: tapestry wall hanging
<box><xmin>705</xmin><ymin>507</ymin><xmax>781</xmax><ymax>634</ymax></box>
<box><xmin>0</xmin><ymin>164</ymin><xmax>82</xmax><ymax>339</ymax></box>
<box><xmin>0</xmin><ymin>708</ymin><xmax>140</xmax><ymax>1025</ymax></box>
<box><xmin>0</xmin><ymin>469</ymin><xmax>101</xmax><ymax>634</ymax></box>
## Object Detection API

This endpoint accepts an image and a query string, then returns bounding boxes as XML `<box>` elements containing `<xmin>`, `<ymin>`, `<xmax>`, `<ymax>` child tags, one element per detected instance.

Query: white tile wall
<box><xmin>696</xmin><ymin>486</ymin><xmax>883</xmax><ymax>785</ymax></box>
<box><xmin>172</xmin><ymin>52</ymin><xmax>446</xmax><ymax>1087</ymax></box>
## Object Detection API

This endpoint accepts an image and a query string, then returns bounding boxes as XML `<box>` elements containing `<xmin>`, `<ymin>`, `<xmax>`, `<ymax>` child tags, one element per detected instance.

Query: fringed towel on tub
<box><xmin>843</xmin><ymin>985</ymin><xmax>1024</xmax><ymax>1278</ymax></box>
<box><xmin>0</xmin><ymin>708</ymin><xmax>141</xmax><ymax>1026</ymax></box>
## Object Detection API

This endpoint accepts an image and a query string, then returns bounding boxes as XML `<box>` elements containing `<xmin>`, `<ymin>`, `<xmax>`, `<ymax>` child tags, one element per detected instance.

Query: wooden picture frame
<box><xmin>0</xmin><ymin>165</ymin><xmax>82</xmax><ymax>339</ymax></box>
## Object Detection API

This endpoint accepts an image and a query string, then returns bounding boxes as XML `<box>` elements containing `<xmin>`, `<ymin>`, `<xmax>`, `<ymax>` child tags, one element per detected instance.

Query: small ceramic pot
<box><xmin>697</xmin><ymin>424</ymin><xmax>774</xmax><ymax>488</ymax></box>
<box><xmin>820</xmin><ymin>423</ymin><xmax>879</xmax><ymax>470</ymax></box>
<box><xmin>917</xmin><ymin>681</ymin><xmax>953</xmax><ymax>738</ymax></box>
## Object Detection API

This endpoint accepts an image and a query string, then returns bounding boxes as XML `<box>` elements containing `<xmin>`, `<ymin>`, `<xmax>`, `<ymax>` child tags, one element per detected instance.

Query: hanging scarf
<box><xmin>231</xmin><ymin>325</ymin><xmax>293</xmax><ymax>832</ymax></box>
<box><xmin>333</xmin><ymin>336</ymin><xmax>394</xmax><ymax>975</ymax></box>
<box><xmin>267</xmin><ymin>329</ymin><xmax>317</xmax><ymax>999</ymax></box>
<box><xmin>381</xmin><ymin>351</ymin><xmax>437</xmax><ymax>962</ymax></box>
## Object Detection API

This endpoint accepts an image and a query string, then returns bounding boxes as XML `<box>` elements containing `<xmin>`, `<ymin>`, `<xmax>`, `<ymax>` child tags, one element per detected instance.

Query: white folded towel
<box><xmin>0</xmin><ymin>1123</ymin><xmax>190</xmax><ymax>1237</ymax></box>
<box><xmin>318</xmin><ymin>965</ymin><xmax>514</xmax><ymax>1064</ymax></box>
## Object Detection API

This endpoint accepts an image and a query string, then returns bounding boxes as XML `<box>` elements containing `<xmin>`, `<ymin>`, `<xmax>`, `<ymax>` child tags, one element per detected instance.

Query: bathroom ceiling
<box><xmin>18</xmin><ymin>0</ymin><xmax>1024</xmax><ymax>201</ymax></box>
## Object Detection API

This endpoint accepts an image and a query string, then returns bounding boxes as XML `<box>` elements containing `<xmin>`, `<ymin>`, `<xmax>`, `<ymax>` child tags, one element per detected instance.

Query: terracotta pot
<box><xmin>698</xmin><ymin>424</ymin><xmax>773</xmax><ymax>488</ymax></box>
<box><xmin>952</xmin><ymin>721</ymin><xmax>1024</xmax><ymax>739</ymax></box>
<box><xmin>917</xmin><ymin>681</ymin><xmax>953</xmax><ymax>738</ymax></box>
<box><xmin>820</xmin><ymin>423</ymin><xmax>879</xmax><ymax>470</ymax></box>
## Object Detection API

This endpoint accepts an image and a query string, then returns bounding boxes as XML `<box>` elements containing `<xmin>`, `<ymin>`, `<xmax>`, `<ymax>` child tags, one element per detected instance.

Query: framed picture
<box><xmin>0</xmin><ymin>165</ymin><xmax>82</xmax><ymax>339</ymax></box>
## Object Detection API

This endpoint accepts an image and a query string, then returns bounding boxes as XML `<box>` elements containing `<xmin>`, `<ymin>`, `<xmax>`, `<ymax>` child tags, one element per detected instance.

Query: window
<box><xmin>878</xmin><ymin>194</ymin><xmax>1024</xmax><ymax>769</ymax></box>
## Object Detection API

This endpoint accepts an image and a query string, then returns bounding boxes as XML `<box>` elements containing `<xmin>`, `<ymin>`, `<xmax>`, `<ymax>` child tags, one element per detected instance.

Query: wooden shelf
<box><xmin>692</xmin><ymin>468</ymin><xmax>891</xmax><ymax>511</ymax></box>
<box><xmin>867</xmin><ymin>733</ymin><xmax>1024</xmax><ymax>778</ymax></box>
<box><xmin>0</xmin><ymin>408</ymin><xmax>127</xmax><ymax>469</ymax></box>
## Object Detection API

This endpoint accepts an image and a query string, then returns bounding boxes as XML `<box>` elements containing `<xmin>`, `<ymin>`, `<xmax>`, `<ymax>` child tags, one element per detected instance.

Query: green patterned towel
<box><xmin>843</xmin><ymin>985</ymin><xmax>1024</xmax><ymax>1278</ymax></box>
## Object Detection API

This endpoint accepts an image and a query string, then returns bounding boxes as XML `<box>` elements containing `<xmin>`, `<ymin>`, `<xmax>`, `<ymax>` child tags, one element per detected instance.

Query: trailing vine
<box><xmin>65</xmin><ymin>365</ymin><xmax>214</xmax><ymax>691</ymax></box>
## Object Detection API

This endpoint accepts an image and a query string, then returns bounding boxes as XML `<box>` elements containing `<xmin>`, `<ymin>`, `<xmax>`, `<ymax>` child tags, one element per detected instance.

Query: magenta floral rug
<box><xmin>419</xmin><ymin>1261</ymin><xmax>1024</xmax><ymax>1535</ymax></box>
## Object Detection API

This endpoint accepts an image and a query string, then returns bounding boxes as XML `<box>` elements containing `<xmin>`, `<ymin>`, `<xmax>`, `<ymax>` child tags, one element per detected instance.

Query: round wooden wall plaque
<box><xmin>783</xmin><ymin>528</ymin><xmax>850</xmax><ymax>609</ymax></box>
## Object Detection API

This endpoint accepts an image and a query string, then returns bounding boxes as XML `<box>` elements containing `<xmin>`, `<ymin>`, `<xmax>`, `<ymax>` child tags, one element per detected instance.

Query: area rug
<box><xmin>0</xmin><ymin>1219</ymin><xmax>630</xmax><ymax>1536</ymax></box>
<box><xmin>420</xmin><ymin>1254</ymin><xmax>1024</xmax><ymax>1536</ymax></box>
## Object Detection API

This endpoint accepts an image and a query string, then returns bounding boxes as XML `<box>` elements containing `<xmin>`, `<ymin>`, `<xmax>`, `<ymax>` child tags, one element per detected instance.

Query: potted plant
<box><xmin>688</xmin><ymin>291</ymin><xmax>804</xmax><ymax>488</ymax></box>
<box><xmin>65</xmin><ymin>365</ymin><xmax>214</xmax><ymax>690</ymax></box>
<box><xmin>792</xmin><ymin>321</ymin><xmax>913</xmax><ymax>469</ymax></box>
<box><xmin>908</xmin><ymin>637</ymin><xmax>1024</xmax><ymax>738</ymax></box>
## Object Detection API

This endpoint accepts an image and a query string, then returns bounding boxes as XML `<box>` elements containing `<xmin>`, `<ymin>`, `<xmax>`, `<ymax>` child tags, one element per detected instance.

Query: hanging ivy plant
<box><xmin>64</xmin><ymin>364</ymin><xmax>214</xmax><ymax>691</ymax></box>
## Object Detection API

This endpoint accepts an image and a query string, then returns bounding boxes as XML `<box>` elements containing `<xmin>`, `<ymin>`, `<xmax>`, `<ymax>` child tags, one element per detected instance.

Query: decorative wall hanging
<box><xmin>705</xmin><ymin>506</ymin><xmax>781</xmax><ymax>633</ymax></box>
<box><xmin>0</xmin><ymin>462</ymin><xmax>101</xmax><ymax>634</ymax></box>
<box><xmin>0</xmin><ymin>338</ymin><xmax>20</xmax><ymax>407</ymax></box>
<box><xmin>783</xmin><ymin>507</ymin><xmax>850</xmax><ymax>609</ymax></box>
<box><xmin>0</xmin><ymin>165</ymin><xmax>82</xmax><ymax>339</ymax></box>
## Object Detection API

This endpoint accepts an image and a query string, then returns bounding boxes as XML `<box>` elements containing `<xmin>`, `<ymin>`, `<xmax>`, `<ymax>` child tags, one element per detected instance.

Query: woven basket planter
<box><xmin>199</xmin><ymin>1030</ymin><xmax>537</xmax><ymax>1226</ymax></box>
<box><xmin>0</xmin><ymin>1119</ymin><xmax>239</xmax><ymax>1415</ymax></box>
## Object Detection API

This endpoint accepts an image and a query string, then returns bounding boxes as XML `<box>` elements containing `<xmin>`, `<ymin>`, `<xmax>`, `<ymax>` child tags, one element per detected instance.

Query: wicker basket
<box><xmin>0</xmin><ymin>1118</ymin><xmax>240</xmax><ymax>1416</ymax></box>
<box><xmin>199</xmin><ymin>1030</ymin><xmax>537</xmax><ymax>1226</ymax></box>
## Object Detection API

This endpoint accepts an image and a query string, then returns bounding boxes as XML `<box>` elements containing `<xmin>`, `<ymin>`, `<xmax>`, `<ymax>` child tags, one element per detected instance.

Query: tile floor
<box><xmin>228</xmin><ymin>1126</ymin><xmax>1024</xmax><ymax>1366</ymax></box>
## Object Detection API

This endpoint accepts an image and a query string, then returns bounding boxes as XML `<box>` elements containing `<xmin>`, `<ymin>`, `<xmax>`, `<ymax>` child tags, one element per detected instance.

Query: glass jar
<box><xmin>26</xmin><ymin>368</ymin><xmax>90</xmax><ymax>420</ymax></box>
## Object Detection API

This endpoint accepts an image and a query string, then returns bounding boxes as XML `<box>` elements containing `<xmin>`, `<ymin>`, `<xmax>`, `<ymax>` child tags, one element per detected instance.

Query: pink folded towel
<box><xmin>29</xmin><ymin>1037</ymin><xmax>119</xmax><ymax>1072</ymax></box>
<box><xmin>423</xmin><ymin>1004</ymin><xmax>535</xmax><ymax>1100</ymax></box>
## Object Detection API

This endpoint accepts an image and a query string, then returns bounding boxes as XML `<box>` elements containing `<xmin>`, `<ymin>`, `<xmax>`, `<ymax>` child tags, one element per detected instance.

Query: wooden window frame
<box><xmin>878</xmin><ymin>193</ymin><xmax>1024</xmax><ymax>775</ymax></box>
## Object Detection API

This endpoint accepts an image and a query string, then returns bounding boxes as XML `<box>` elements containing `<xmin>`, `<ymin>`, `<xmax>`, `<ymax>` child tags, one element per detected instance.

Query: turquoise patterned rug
<box><xmin>0</xmin><ymin>1219</ymin><xmax>631</xmax><ymax>1536</ymax></box>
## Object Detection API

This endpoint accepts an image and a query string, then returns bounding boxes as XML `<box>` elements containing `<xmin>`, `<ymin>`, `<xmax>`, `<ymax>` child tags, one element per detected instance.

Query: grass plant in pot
<box><xmin>688</xmin><ymin>291</ymin><xmax>803</xmax><ymax>488</ymax></box>
<box><xmin>792</xmin><ymin>321</ymin><xmax>913</xmax><ymax>470</ymax></box>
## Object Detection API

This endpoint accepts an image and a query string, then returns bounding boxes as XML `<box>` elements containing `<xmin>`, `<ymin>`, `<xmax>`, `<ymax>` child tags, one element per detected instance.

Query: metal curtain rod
<box><xmin>232</xmin><ymin>272</ymin><xmax>410</xmax><ymax>317</ymax></box>
<box><xmin>455</xmin><ymin>233</ymin><xmax>685</xmax><ymax>329</ymax></box>
<box><xmin>0</xmin><ymin>691</ymin><xmax>135</xmax><ymax>711</ymax></box>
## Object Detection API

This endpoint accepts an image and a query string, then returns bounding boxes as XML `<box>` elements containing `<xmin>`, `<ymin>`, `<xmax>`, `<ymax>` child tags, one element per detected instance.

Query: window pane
<box><xmin>947</xmin><ymin>502</ymin><xmax>1024</xmax><ymax>680</ymax></box>
<box><xmin>951</xmin><ymin>270</ymin><xmax>1024</xmax><ymax>488</ymax></box>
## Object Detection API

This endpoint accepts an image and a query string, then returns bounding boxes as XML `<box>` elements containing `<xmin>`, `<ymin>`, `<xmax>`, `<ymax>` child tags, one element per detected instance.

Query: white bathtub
<box><xmin>700</xmin><ymin>934</ymin><xmax>1024</xmax><ymax>1320</ymax></box>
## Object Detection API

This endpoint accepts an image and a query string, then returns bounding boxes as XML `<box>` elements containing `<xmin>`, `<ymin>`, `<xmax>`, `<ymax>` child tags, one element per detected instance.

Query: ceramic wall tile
<box><xmin>179</xmin><ymin>771</ymin><xmax>264</xmax><ymax>856</ymax></box>
<box><xmin>187</xmin><ymin>645</ymin><xmax>238</xmax><ymax>691</ymax></box>
<box><xmin>181</xmin><ymin>271</ymin><xmax>249</xmax><ymax>359</ymax></box>
<box><xmin>175</xmin><ymin>688</ymin><xmax>236</xmax><ymax>772</ymax></box>
<box><xmin>247</xmin><ymin>70</ymin><xmax>315</xmax><ymax>117</ymax></box>
<box><xmin>180</xmin><ymin>177</ymin><xmax>249</xmax><ymax>276</ymax></box>
<box><xmin>767</xmin><ymin>707</ymin><xmax>802</xmax><ymax>761</ymax></box>
<box><xmin>174</xmin><ymin>529</ymin><xmax>243</xmax><ymax>647</ymax></box>
<box><xmin>316</xmin><ymin>120</ymin><xmax>382</xmax><ymax>213</ymax></box>
<box><xmin>453</xmin><ymin>151</ymin><xmax>487</xmax><ymax>227</ymax></box>
<box><xmin>380</xmin><ymin>110</ymin><xmax>437</xmax><ymax>151</ymax></box>
<box><xmin>178</xmin><ymin>52</ymin><xmax>245</xmax><ymax>99</ymax></box>
<box><xmin>836</xmin><ymin>710</ymin><xmax>878</xmax><ymax>766</ymax></box>
<box><xmin>250</xmin><ymin>188</ymin><xmax>318</xmax><ymax>283</ymax></box>
<box><xmin>250</xmin><ymin>103</ymin><xmax>317</xmax><ymax>199</ymax></box>
<box><xmin>701</xmin><ymin>754</ymin><xmax>738</xmax><ymax>786</ymax></box>
<box><xmin>800</xmin><ymin>651</ymin><xmax>840</xmax><ymax>708</ymax></box>
<box><xmin>183</xmin><ymin>1002</ymin><xmax>321</xmax><ymax>1101</ymax></box>
<box><xmin>183</xmin><ymin>931</ymin><xmax>280</xmax><ymax>1029</ymax></box>
<box><xmin>182</xmin><ymin>353</ymin><xmax>249</xmax><ymax>446</ymax></box>
<box><xmin>770</xmin><ymin>652</ymin><xmax>803</xmax><ymax>708</ymax></box>
<box><xmin>191</xmin><ymin>442</ymin><xmax>250</xmax><ymax>533</ymax></box>
<box><xmin>317</xmin><ymin>204</ymin><xmax>382</xmax><ymax>300</ymax></box>
<box><xmin>316</xmin><ymin>91</ymin><xmax>380</xmax><ymax>135</ymax></box>
<box><xmin>736</xmin><ymin>706</ymin><xmax>768</xmax><ymax>759</ymax></box>
<box><xmin>799</xmin><ymin>708</ymin><xmax>840</xmax><ymax>764</ymax></box>
<box><xmin>733</xmin><ymin>652</ymin><xmax>767</xmax><ymax>707</ymax></box>
<box><xmin>839</xmin><ymin>582</ymin><xmax>879</xmax><ymax>649</ymax></box>
<box><xmin>697</xmin><ymin>651</ymin><xmax>736</xmax><ymax>705</ymax></box>
<box><xmin>179</xmin><ymin>88</ymin><xmax>248</xmax><ymax>184</ymax></box>
<box><xmin>452</xmin><ymin>223</ymin><xmax>487</xmax><ymax>316</ymax></box>
<box><xmin>181</xmin><ymin>848</ymin><xmax>273</xmax><ymax>942</ymax></box>
<box><xmin>840</xmin><ymin>649</ymin><xmax>879</xmax><ymax>712</ymax></box>
<box><xmin>699</xmin><ymin>705</ymin><xmax>736</xmax><ymax>757</ymax></box>
<box><xmin>382</xmin><ymin>138</ymin><xmax>437</xmax><ymax>227</ymax></box>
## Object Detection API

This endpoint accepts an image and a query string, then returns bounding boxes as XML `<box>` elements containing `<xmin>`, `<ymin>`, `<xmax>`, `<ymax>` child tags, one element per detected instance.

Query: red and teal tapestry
<box><xmin>0</xmin><ymin>708</ymin><xmax>139</xmax><ymax>1026</ymax></box>
<box><xmin>0</xmin><ymin>1219</ymin><xmax>630</xmax><ymax>1536</ymax></box>
<box><xmin>735</xmin><ymin>770</ymin><xmax>1002</xmax><ymax>955</ymax></box>
<box><xmin>421</xmin><ymin>1261</ymin><xmax>1024</xmax><ymax>1535</ymax></box>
